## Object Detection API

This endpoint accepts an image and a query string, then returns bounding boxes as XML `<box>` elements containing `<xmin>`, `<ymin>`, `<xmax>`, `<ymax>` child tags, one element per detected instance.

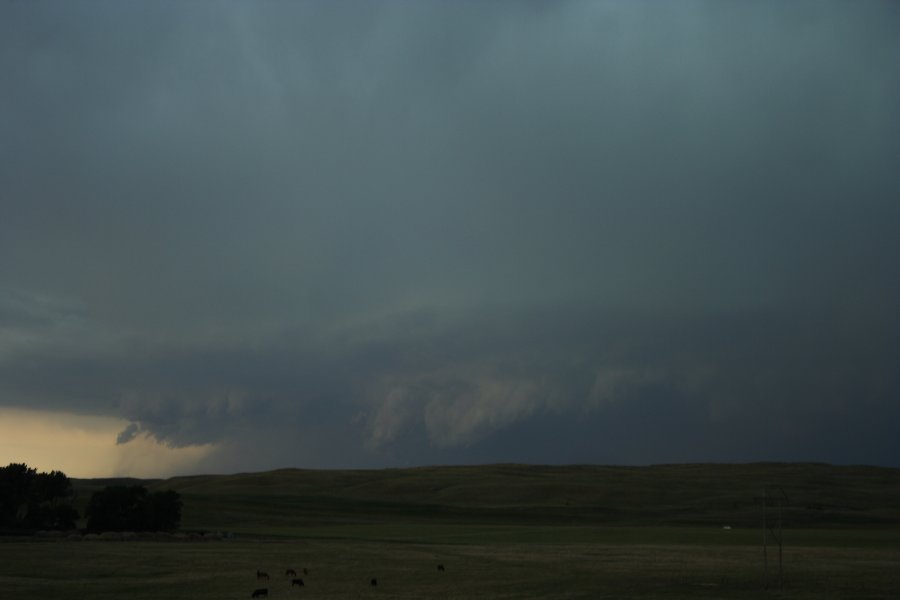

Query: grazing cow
<box><xmin>251</xmin><ymin>589</ymin><xmax>268</xmax><ymax>598</ymax></box>
<box><xmin>370</xmin><ymin>577</ymin><xmax>378</xmax><ymax>587</ymax></box>
<box><xmin>291</xmin><ymin>578</ymin><xmax>305</xmax><ymax>587</ymax></box>
<box><xmin>286</xmin><ymin>568</ymin><xmax>297</xmax><ymax>577</ymax></box>
<box><xmin>437</xmin><ymin>564</ymin><xmax>445</xmax><ymax>572</ymax></box>
<box><xmin>257</xmin><ymin>570</ymin><xmax>270</xmax><ymax>580</ymax></box>
<box><xmin>303</xmin><ymin>568</ymin><xmax>308</xmax><ymax>575</ymax></box>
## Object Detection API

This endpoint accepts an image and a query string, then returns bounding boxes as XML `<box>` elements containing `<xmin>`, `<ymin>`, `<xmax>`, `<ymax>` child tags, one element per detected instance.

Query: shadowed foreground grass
<box><xmin>1</xmin><ymin>531</ymin><xmax>897</xmax><ymax>599</ymax></box>
<box><xmin>9</xmin><ymin>464</ymin><xmax>897</xmax><ymax>598</ymax></box>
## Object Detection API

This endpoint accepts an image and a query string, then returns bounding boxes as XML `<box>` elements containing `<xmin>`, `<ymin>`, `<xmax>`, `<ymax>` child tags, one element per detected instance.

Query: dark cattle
<box><xmin>370</xmin><ymin>578</ymin><xmax>377</xmax><ymax>587</ymax></box>
<box><xmin>292</xmin><ymin>578</ymin><xmax>305</xmax><ymax>587</ymax></box>
<box><xmin>437</xmin><ymin>564</ymin><xmax>445</xmax><ymax>572</ymax></box>
<box><xmin>303</xmin><ymin>568</ymin><xmax>308</xmax><ymax>575</ymax></box>
<box><xmin>251</xmin><ymin>589</ymin><xmax>268</xmax><ymax>598</ymax></box>
<box><xmin>286</xmin><ymin>569</ymin><xmax>297</xmax><ymax>577</ymax></box>
<box><xmin>257</xmin><ymin>570</ymin><xmax>270</xmax><ymax>580</ymax></box>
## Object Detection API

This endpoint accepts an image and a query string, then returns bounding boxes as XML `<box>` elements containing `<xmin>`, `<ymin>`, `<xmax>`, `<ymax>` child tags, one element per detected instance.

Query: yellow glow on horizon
<box><xmin>0</xmin><ymin>408</ymin><xmax>215</xmax><ymax>478</ymax></box>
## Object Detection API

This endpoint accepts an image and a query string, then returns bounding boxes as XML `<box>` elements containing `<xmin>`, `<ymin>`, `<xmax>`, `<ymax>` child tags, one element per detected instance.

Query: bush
<box><xmin>86</xmin><ymin>485</ymin><xmax>182</xmax><ymax>532</ymax></box>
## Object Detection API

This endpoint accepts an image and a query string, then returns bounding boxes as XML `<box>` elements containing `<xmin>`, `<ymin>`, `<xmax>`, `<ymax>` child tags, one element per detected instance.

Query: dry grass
<box><xmin>1</xmin><ymin>535</ymin><xmax>897</xmax><ymax>599</ymax></box>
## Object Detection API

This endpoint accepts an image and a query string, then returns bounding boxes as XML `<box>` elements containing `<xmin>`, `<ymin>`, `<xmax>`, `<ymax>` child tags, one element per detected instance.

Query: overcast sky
<box><xmin>1</xmin><ymin>1</ymin><xmax>899</xmax><ymax>477</ymax></box>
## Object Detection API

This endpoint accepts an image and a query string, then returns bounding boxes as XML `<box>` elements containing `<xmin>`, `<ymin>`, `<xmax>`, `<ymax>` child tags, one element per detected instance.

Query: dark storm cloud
<box><xmin>3</xmin><ymin>304</ymin><xmax>898</xmax><ymax>468</ymax></box>
<box><xmin>115</xmin><ymin>422</ymin><xmax>140</xmax><ymax>445</ymax></box>
<box><xmin>1</xmin><ymin>1</ymin><xmax>899</xmax><ymax>471</ymax></box>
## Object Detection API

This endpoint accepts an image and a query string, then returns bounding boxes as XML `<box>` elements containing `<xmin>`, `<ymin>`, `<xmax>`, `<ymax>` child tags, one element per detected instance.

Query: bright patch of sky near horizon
<box><xmin>0</xmin><ymin>408</ymin><xmax>214</xmax><ymax>478</ymax></box>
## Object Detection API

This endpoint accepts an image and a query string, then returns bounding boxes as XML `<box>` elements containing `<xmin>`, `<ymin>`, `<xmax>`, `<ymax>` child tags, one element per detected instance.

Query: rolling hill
<box><xmin>72</xmin><ymin>463</ymin><xmax>900</xmax><ymax>536</ymax></box>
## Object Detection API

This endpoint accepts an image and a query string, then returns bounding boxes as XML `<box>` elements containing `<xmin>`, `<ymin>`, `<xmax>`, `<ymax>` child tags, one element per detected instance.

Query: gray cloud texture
<box><xmin>1</xmin><ymin>1</ymin><xmax>899</xmax><ymax>473</ymax></box>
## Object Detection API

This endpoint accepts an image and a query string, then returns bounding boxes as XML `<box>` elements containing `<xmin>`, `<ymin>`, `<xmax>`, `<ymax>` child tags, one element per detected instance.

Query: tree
<box><xmin>86</xmin><ymin>485</ymin><xmax>182</xmax><ymax>532</ymax></box>
<box><xmin>0</xmin><ymin>463</ymin><xmax>35</xmax><ymax>527</ymax></box>
<box><xmin>26</xmin><ymin>470</ymin><xmax>78</xmax><ymax>529</ymax></box>
<box><xmin>0</xmin><ymin>463</ymin><xmax>78</xmax><ymax>531</ymax></box>
<box><xmin>142</xmin><ymin>489</ymin><xmax>182</xmax><ymax>531</ymax></box>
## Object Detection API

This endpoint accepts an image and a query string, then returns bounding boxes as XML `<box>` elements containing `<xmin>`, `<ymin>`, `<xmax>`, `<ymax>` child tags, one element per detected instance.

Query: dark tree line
<box><xmin>85</xmin><ymin>485</ymin><xmax>182</xmax><ymax>532</ymax></box>
<box><xmin>0</xmin><ymin>463</ymin><xmax>78</xmax><ymax>530</ymax></box>
<box><xmin>1</xmin><ymin>463</ymin><xmax>182</xmax><ymax>533</ymax></box>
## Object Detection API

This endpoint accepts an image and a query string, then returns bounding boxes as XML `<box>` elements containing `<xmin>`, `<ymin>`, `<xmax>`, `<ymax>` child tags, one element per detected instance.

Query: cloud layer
<box><xmin>1</xmin><ymin>1</ymin><xmax>898</xmax><ymax>474</ymax></box>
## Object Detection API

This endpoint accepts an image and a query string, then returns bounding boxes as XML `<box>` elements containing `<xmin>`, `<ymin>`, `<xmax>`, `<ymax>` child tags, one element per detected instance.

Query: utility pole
<box><xmin>761</xmin><ymin>485</ymin><xmax>788</xmax><ymax>591</ymax></box>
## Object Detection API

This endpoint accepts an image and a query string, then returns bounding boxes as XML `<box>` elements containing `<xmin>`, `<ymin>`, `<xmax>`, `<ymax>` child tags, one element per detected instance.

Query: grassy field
<box><xmin>155</xmin><ymin>462</ymin><xmax>900</xmax><ymax>530</ymax></box>
<box><xmin>2</xmin><ymin>533</ymin><xmax>897</xmax><ymax>599</ymax></box>
<box><xmin>2</xmin><ymin>463</ymin><xmax>898</xmax><ymax>599</ymax></box>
